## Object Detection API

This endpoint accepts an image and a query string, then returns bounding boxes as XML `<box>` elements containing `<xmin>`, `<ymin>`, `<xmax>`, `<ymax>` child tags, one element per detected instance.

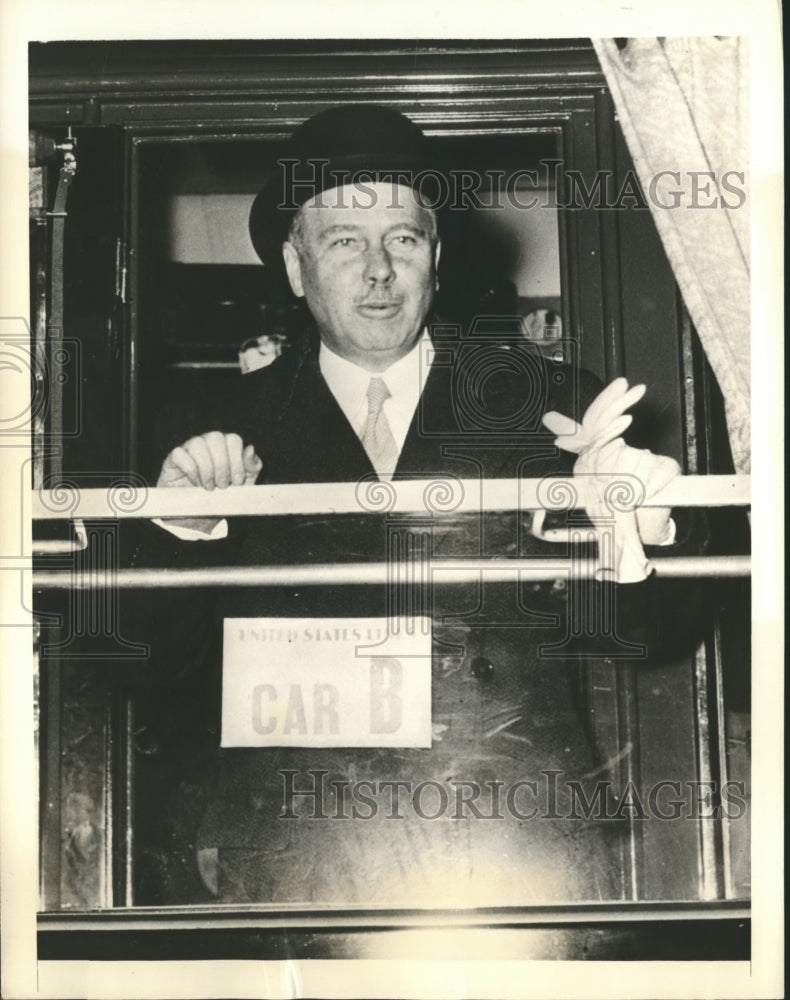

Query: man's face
<box><xmin>282</xmin><ymin>182</ymin><xmax>440</xmax><ymax>372</ymax></box>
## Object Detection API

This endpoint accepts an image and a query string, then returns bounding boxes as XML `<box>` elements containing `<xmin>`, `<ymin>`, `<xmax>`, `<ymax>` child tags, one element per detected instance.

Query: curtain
<box><xmin>593</xmin><ymin>37</ymin><xmax>750</xmax><ymax>474</ymax></box>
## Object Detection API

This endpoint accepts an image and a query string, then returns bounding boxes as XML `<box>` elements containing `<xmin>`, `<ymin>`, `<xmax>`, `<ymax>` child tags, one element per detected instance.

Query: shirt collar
<box><xmin>318</xmin><ymin>330</ymin><xmax>433</xmax><ymax>449</ymax></box>
<box><xmin>320</xmin><ymin>327</ymin><xmax>431</xmax><ymax>404</ymax></box>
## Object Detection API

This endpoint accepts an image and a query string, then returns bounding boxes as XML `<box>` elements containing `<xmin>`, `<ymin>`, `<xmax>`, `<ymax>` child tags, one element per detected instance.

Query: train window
<box><xmin>132</xmin><ymin>133</ymin><xmax>566</xmax><ymax>481</ymax></box>
<box><xmin>27</xmin><ymin>40</ymin><xmax>753</xmax><ymax>963</ymax></box>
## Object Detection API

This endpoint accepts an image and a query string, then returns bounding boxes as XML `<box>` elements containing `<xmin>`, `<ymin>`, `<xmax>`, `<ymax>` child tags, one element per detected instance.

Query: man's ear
<box><xmin>433</xmin><ymin>239</ymin><xmax>442</xmax><ymax>287</ymax></box>
<box><xmin>282</xmin><ymin>241</ymin><xmax>305</xmax><ymax>298</ymax></box>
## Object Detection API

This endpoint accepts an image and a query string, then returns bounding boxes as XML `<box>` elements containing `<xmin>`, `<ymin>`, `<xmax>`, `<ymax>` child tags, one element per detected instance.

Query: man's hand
<box><xmin>158</xmin><ymin>432</ymin><xmax>262</xmax><ymax>490</ymax></box>
<box><xmin>156</xmin><ymin>432</ymin><xmax>263</xmax><ymax>535</ymax></box>
<box><xmin>542</xmin><ymin>378</ymin><xmax>680</xmax><ymax>581</ymax></box>
<box><xmin>543</xmin><ymin>376</ymin><xmax>647</xmax><ymax>456</ymax></box>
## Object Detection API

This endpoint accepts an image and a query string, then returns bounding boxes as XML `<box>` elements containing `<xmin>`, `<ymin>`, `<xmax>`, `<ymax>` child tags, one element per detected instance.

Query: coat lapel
<box><xmin>249</xmin><ymin>336</ymin><xmax>376</xmax><ymax>484</ymax></box>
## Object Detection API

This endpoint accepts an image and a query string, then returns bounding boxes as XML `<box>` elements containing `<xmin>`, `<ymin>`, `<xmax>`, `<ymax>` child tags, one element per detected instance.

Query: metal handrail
<box><xmin>31</xmin><ymin>474</ymin><xmax>750</xmax><ymax>521</ymax></box>
<box><xmin>32</xmin><ymin>519</ymin><xmax>88</xmax><ymax>555</ymax></box>
<box><xmin>33</xmin><ymin>556</ymin><xmax>750</xmax><ymax>589</ymax></box>
<box><xmin>31</xmin><ymin>475</ymin><xmax>750</xmax><ymax>587</ymax></box>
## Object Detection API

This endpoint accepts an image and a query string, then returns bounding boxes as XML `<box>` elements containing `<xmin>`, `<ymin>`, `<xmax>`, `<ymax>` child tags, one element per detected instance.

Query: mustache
<box><xmin>355</xmin><ymin>291</ymin><xmax>403</xmax><ymax>306</ymax></box>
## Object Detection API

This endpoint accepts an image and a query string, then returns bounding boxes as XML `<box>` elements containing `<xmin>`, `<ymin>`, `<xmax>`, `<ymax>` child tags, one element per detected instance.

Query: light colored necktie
<box><xmin>360</xmin><ymin>376</ymin><xmax>399</xmax><ymax>480</ymax></box>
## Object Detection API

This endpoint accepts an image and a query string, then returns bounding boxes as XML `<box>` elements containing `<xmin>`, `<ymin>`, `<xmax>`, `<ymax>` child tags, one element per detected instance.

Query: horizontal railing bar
<box><xmin>32</xmin><ymin>520</ymin><xmax>88</xmax><ymax>556</ymax></box>
<box><xmin>33</xmin><ymin>539</ymin><xmax>86</xmax><ymax>555</ymax></box>
<box><xmin>33</xmin><ymin>555</ymin><xmax>750</xmax><ymax>589</ymax></box>
<box><xmin>31</xmin><ymin>474</ymin><xmax>750</xmax><ymax>520</ymax></box>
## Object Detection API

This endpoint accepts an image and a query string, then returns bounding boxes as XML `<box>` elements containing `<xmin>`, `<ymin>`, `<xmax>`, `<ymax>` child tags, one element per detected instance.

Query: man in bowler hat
<box><xmin>155</xmin><ymin>104</ymin><xmax>679</xmax><ymax>583</ymax></box>
<box><xmin>134</xmin><ymin>105</ymin><xmax>693</xmax><ymax>907</ymax></box>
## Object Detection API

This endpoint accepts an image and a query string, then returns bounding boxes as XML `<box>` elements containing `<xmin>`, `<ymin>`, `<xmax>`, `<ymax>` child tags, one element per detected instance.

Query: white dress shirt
<box><xmin>318</xmin><ymin>329</ymin><xmax>433</xmax><ymax>452</ymax></box>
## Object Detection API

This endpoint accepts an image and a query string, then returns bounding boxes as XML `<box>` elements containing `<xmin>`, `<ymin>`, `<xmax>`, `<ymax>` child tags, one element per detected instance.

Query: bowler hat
<box><xmin>248</xmin><ymin>105</ymin><xmax>435</xmax><ymax>267</ymax></box>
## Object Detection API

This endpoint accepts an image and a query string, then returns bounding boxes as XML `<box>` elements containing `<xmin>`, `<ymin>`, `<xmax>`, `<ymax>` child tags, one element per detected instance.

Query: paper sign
<box><xmin>221</xmin><ymin>617</ymin><xmax>432</xmax><ymax>748</ymax></box>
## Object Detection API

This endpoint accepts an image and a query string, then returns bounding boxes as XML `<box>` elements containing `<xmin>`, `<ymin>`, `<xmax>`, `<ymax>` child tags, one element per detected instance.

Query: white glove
<box><xmin>542</xmin><ymin>378</ymin><xmax>680</xmax><ymax>582</ymax></box>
